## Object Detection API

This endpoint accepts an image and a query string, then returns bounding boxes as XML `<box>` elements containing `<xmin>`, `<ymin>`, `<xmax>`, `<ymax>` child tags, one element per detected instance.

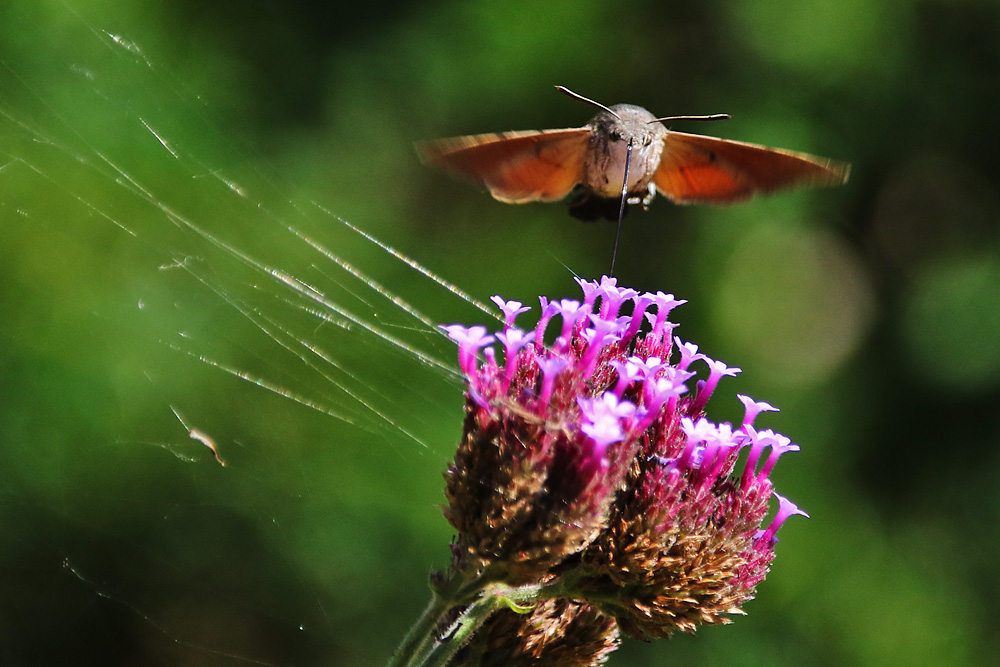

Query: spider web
<box><xmin>0</xmin><ymin>7</ymin><xmax>511</xmax><ymax>666</ymax></box>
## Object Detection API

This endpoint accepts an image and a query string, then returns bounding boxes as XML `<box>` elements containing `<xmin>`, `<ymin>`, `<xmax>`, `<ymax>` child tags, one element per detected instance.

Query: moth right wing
<box><xmin>653</xmin><ymin>130</ymin><xmax>850</xmax><ymax>205</ymax></box>
<box><xmin>416</xmin><ymin>128</ymin><xmax>592</xmax><ymax>204</ymax></box>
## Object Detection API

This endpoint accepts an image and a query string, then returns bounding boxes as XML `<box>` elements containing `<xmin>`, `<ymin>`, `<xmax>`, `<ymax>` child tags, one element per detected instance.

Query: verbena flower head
<box><xmin>441</xmin><ymin>276</ymin><xmax>806</xmax><ymax>647</ymax></box>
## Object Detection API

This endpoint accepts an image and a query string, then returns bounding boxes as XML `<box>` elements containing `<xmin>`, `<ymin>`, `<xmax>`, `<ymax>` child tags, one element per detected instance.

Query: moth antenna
<box><xmin>555</xmin><ymin>85</ymin><xmax>620</xmax><ymax>119</ymax></box>
<box><xmin>609</xmin><ymin>137</ymin><xmax>633</xmax><ymax>277</ymax></box>
<box><xmin>650</xmin><ymin>113</ymin><xmax>731</xmax><ymax>123</ymax></box>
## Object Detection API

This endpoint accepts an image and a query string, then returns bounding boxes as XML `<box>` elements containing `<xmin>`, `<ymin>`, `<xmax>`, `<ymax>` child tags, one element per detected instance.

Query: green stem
<box><xmin>420</xmin><ymin>592</ymin><xmax>507</xmax><ymax>667</ymax></box>
<box><xmin>387</xmin><ymin>591</ymin><xmax>453</xmax><ymax>667</ymax></box>
<box><xmin>388</xmin><ymin>568</ymin><xmax>503</xmax><ymax>667</ymax></box>
<box><xmin>420</xmin><ymin>583</ymin><xmax>543</xmax><ymax>667</ymax></box>
<box><xmin>390</xmin><ymin>577</ymin><xmax>547</xmax><ymax>667</ymax></box>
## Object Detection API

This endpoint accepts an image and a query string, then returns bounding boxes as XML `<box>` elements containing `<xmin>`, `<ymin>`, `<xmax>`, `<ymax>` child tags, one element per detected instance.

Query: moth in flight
<box><xmin>416</xmin><ymin>87</ymin><xmax>850</xmax><ymax>221</ymax></box>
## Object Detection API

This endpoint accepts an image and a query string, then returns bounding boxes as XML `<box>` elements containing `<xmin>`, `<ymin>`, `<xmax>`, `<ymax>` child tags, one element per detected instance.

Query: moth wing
<box><xmin>653</xmin><ymin>130</ymin><xmax>850</xmax><ymax>205</ymax></box>
<box><xmin>416</xmin><ymin>128</ymin><xmax>592</xmax><ymax>203</ymax></box>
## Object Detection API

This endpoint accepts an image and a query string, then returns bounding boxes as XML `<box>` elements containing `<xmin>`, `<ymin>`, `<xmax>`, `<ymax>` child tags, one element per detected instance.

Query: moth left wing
<box><xmin>653</xmin><ymin>130</ymin><xmax>850</xmax><ymax>205</ymax></box>
<box><xmin>416</xmin><ymin>128</ymin><xmax>592</xmax><ymax>204</ymax></box>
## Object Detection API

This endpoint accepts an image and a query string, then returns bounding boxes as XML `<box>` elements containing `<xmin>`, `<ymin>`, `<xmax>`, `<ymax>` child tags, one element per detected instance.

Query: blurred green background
<box><xmin>2</xmin><ymin>1</ymin><xmax>998</xmax><ymax>665</ymax></box>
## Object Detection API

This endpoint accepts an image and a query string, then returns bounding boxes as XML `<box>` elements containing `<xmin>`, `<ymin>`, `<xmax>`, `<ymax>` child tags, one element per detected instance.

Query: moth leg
<box><xmin>627</xmin><ymin>184</ymin><xmax>657</xmax><ymax>210</ymax></box>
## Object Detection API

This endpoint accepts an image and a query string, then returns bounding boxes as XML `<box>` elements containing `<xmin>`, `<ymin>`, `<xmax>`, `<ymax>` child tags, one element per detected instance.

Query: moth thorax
<box><xmin>584</xmin><ymin>106</ymin><xmax>666</xmax><ymax>198</ymax></box>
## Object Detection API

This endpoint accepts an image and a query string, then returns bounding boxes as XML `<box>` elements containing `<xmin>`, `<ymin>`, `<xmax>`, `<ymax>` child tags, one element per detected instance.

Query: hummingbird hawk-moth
<box><xmin>416</xmin><ymin>87</ymin><xmax>850</xmax><ymax>221</ymax></box>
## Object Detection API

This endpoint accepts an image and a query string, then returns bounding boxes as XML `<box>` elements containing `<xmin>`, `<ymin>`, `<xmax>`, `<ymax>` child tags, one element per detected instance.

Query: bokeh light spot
<box><xmin>713</xmin><ymin>224</ymin><xmax>875</xmax><ymax>386</ymax></box>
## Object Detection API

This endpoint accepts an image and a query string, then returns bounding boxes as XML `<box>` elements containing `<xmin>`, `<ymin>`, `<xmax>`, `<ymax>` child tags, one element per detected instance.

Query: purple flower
<box><xmin>759</xmin><ymin>493</ymin><xmax>810</xmax><ymax>545</ymax></box>
<box><xmin>439</xmin><ymin>276</ymin><xmax>806</xmax><ymax>642</ymax></box>
<box><xmin>490</xmin><ymin>295</ymin><xmax>531</xmax><ymax>328</ymax></box>
<box><xmin>495</xmin><ymin>327</ymin><xmax>535</xmax><ymax>393</ymax></box>
<box><xmin>674</xmin><ymin>337</ymin><xmax>703</xmax><ymax>371</ymax></box>
<box><xmin>579</xmin><ymin>392</ymin><xmax>638</xmax><ymax>453</ymax></box>
<box><xmin>552</xmin><ymin>299</ymin><xmax>585</xmax><ymax>349</ymax></box>
<box><xmin>690</xmin><ymin>357</ymin><xmax>741</xmax><ymax>413</ymax></box>
<box><xmin>646</xmin><ymin>292</ymin><xmax>687</xmax><ymax>341</ymax></box>
<box><xmin>535</xmin><ymin>356</ymin><xmax>568</xmax><ymax>406</ymax></box>
<box><xmin>738</xmin><ymin>394</ymin><xmax>779</xmax><ymax>428</ymax></box>
<box><xmin>533</xmin><ymin>296</ymin><xmax>559</xmax><ymax>348</ymax></box>
<box><xmin>441</xmin><ymin>324</ymin><xmax>494</xmax><ymax>376</ymax></box>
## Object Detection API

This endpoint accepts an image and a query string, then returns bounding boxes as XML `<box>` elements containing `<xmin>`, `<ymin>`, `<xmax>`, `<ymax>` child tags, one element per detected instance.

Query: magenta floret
<box><xmin>440</xmin><ymin>276</ymin><xmax>806</xmax><ymax>643</ymax></box>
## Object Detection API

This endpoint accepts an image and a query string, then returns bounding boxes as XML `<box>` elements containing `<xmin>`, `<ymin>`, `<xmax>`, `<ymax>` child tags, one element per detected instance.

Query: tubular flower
<box><xmin>435</xmin><ymin>276</ymin><xmax>806</xmax><ymax>661</ymax></box>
